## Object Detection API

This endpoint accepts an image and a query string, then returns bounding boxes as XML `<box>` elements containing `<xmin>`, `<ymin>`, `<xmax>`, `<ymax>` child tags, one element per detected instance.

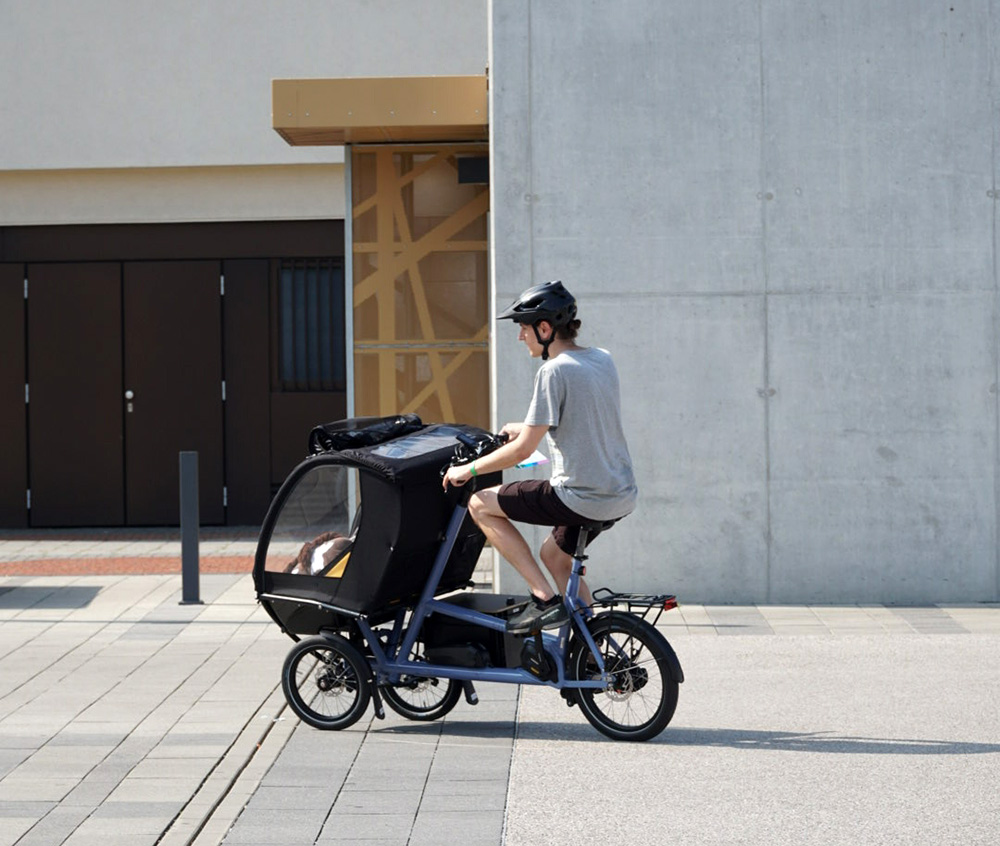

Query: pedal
<box><xmin>462</xmin><ymin>680</ymin><xmax>479</xmax><ymax>705</ymax></box>
<box><xmin>496</xmin><ymin>596</ymin><xmax>531</xmax><ymax>615</ymax></box>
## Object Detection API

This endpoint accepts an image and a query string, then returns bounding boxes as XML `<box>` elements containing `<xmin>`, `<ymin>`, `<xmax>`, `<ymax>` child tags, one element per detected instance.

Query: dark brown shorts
<box><xmin>495</xmin><ymin>479</ymin><xmax>615</xmax><ymax>555</ymax></box>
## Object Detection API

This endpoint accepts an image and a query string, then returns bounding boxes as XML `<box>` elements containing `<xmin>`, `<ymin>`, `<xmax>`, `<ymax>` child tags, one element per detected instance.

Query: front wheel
<box><xmin>569</xmin><ymin>613</ymin><xmax>679</xmax><ymax>741</ymax></box>
<box><xmin>380</xmin><ymin>643</ymin><xmax>462</xmax><ymax>721</ymax></box>
<box><xmin>282</xmin><ymin>635</ymin><xmax>371</xmax><ymax>730</ymax></box>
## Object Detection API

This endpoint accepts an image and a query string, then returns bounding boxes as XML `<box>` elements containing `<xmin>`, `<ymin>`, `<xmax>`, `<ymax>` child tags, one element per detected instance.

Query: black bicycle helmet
<box><xmin>497</xmin><ymin>281</ymin><xmax>577</xmax><ymax>360</ymax></box>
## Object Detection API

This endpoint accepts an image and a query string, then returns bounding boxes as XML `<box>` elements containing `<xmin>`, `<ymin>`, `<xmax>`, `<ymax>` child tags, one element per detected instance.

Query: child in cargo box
<box><xmin>285</xmin><ymin>531</ymin><xmax>352</xmax><ymax>576</ymax></box>
<box><xmin>442</xmin><ymin>281</ymin><xmax>637</xmax><ymax>635</ymax></box>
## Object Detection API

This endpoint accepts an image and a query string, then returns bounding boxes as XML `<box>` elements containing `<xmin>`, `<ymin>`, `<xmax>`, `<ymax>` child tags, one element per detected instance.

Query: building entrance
<box><xmin>0</xmin><ymin>220</ymin><xmax>345</xmax><ymax>529</ymax></box>
<box><xmin>24</xmin><ymin>261</ymin><xmax>224</xmax><ymax>527</ymax></box>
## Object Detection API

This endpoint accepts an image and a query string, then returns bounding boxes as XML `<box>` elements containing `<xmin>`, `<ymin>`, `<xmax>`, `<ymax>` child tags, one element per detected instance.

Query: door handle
<box><xmin>125</xmin><ymin>389</ymin><xmax>134</xmax><ymax>413</ymax></box>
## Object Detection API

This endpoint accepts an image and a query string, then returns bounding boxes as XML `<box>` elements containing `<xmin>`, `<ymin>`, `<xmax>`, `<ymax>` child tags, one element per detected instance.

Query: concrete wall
<box><xmin>490</xmin><ymin>0</ymin><xmax>1000</xmax><ymax>603</ymax></box>
<box><xmin>0</xmin><ymin>0</ymin><xmax>487</xmax><ymax>223</ymax></box>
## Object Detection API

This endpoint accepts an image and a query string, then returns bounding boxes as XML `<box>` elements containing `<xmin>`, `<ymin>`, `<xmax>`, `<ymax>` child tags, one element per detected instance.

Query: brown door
<box><xmin>222</xmin><ymin>259</ymin><xmax>272</xmax><ymax>524</ymax></box>
<box><xmin>27</xmin><ymin>264</ymin><xmax>125</xmax><ymax>526</ymax></box>
<box><xmin>0</xmin><ymin>265</ymin><xmax>28</xmax><ymax>526</ymax></box>
<box><xmin>123</xmin><ymin>262</ymin><xmax>224</xmax><ymax>525</ymax></box>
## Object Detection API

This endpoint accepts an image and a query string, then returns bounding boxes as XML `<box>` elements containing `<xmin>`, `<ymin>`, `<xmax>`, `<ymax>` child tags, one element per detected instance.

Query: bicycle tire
<box><xmin>282</xmin><ymin>634</ymin><xmax>371</xmax><ymax>730</ymax></box>
<box><xmin>378</xmin><ymin>640</ymin><xmax>463</xmax><ymax>721</ymax></box>
<box><xmin>569</xmin><ymin>612</ymin><xmax>678</xmax><ymax>741</ymax></box>
<box><xmin>381</xmin><ymin>676</ymin><xmax>462</xmax><ymax>721</ymax></box>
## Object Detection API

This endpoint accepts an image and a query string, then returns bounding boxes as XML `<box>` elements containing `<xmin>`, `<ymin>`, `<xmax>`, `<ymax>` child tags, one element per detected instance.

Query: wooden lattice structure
<box><xmin>351</xmin><ymin>145</ymin><xmax>490</xmax><ymax>428</ymax></box>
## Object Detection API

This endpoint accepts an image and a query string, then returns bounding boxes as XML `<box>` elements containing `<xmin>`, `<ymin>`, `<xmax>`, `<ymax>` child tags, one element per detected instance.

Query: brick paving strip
<box><xmin>0</xmin><ymin>557</ymin><xmax>253</xmax><ymax>577</ymax></box>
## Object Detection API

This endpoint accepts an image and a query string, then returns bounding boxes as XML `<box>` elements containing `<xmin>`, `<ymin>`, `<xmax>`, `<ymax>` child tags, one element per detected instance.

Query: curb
<box><xmin>159</xmin><ymin>685</ymin><xmax>293</xmax><ymax>846</ymax></box>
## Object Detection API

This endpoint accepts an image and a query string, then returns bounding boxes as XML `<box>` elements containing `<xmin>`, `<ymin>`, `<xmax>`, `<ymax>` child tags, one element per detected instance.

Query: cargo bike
<box><xmin>253</xmin><ymin>415</ymin><xmax>684</xmax><ymax>741</ymax></box>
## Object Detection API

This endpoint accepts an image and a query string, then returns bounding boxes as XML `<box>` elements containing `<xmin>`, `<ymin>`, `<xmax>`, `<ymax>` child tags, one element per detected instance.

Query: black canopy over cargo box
<box><xmin>253</xmin><ymin>417</ymin><xmax>501</xmax><ymax>635</ymax></box>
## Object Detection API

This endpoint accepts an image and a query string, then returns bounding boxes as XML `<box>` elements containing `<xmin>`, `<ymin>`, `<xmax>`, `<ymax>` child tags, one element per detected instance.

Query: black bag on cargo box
<box><xmin>308</xmin><ymin>414</ymin><xmax>423</xmax><ymax>455</ymax></box>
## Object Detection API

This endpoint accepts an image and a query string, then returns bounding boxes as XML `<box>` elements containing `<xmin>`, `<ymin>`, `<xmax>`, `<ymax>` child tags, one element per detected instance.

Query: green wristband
<box><xmin>470</xmin><ymin>462</ymin><xmax>478</xmax><ymax>478</ymax></box>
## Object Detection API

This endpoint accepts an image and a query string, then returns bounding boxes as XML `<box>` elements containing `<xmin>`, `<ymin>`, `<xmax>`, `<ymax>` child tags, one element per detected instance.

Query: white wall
<box><xmin>0</xmin><ymin>0</ymin><xmax>488</xmax><ymax>171</ymax></box>
<box><xmin>0</xmin><ymin>1</ymin><xmax>487</xmax><ymax>225</ymax></box>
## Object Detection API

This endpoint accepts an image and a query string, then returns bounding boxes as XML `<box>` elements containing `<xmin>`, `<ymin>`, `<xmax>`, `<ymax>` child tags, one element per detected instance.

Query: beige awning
<box><xmin>272</xmin><ymin>75</ymin><xmax>488</xmax><ymax>145</ymax></box>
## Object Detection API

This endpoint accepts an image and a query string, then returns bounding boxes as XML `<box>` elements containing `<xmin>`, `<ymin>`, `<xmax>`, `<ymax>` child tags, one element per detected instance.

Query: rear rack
<box><xmin>590</xmin><ymin>588</ymin><xmax>679</xmax><ymax>628</ymax></box>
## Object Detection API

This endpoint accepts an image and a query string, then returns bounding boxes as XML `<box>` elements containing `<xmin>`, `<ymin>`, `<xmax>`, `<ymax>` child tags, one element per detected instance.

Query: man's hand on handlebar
<box><xmin>442</xmin><ymin>463</ymin><xmax>475</xmax><ymax>491</ymax></box>
<box><xmin>441</xmin><ymin>430</ymin><xmax>509</xmax><ymax>491</ymax></box>
<box><xmin>499</xmin><ymin>422</ymin><xmax>524</xmax><ymax>440</ymax></box>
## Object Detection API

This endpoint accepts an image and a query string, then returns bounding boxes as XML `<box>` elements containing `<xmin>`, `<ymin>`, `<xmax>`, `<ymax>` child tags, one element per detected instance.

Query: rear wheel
<box><xmin>570</xmin><ymin>613</ymin><xmax>678</xmax><ymax>741</ymax></box>
<box><xmin>380</xmin><ymin>643</ymin><xmax>462</xmax><ymax>721</ymax></box>
<box><xmin>282</xmin><ymin>635</ymin><xmax>371</xmax><ymax>730</ymax></box>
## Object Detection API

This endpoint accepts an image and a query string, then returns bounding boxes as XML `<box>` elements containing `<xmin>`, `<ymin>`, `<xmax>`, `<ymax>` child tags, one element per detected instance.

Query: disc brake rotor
<box><xmin>314</xmin><ymin>658</ymin><xmax>355</xmax><ymax>695</ymax></box>
<box><xmin>603</xmin><ymin>655</ymin><xmax>649</xmax><ymax>700</ymax></box>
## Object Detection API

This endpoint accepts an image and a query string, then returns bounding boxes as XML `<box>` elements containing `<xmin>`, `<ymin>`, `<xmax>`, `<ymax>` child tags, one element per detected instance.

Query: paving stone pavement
<box><xmin>1</xmin><ymin>568</ymin><xmax>998</xmax><ymax>846</ymax></box>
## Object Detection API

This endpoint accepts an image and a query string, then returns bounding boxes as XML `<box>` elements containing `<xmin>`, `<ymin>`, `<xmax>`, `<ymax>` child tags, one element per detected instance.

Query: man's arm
<box><xmin>442</xmin><ymin>423</ymin><xmax>547</xmax><ymax>489</ymax></box>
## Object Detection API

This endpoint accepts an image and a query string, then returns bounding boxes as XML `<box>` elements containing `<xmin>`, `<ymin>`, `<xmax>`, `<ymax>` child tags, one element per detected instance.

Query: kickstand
<box><xmin>370</xmin><ymin>681</ymin><xmax>385</xmax><ymax>719</ymax></box>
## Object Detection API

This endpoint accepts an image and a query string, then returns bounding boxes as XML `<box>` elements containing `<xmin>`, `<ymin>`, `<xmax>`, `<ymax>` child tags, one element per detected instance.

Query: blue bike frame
<box><xmin>353</xmin><ymin>500</ymin><xmax>609</xmax><ymax>691</ymax></box>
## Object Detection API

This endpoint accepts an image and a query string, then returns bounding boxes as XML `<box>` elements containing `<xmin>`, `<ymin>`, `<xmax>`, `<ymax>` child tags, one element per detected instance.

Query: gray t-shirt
<box><xmin>524</xmin><ymin>347</ymin><xmax>638</xmax><ymax>521</ymax></box>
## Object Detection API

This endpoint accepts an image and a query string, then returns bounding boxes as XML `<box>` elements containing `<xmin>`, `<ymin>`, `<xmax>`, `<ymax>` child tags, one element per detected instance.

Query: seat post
<box><xmin>573</xmin><ymin>526</ymin><xmax>591</xmax><ymax>567</ymax></box>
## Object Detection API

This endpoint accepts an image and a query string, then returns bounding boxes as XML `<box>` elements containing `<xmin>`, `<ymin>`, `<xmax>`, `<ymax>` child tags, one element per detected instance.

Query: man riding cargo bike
<box><xmin>443</xmin><ymin>280</ymin><xmax>638</xmax><ymax>635</ymax></box>
<box><xmin>253</xmin><ymin>281</ymin><xmax>683</xmax><ymax>741</ymax></box>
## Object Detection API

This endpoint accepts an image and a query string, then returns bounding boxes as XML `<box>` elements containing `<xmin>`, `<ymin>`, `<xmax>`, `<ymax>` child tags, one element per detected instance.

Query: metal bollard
<box><xmin>179</xmin><ymin>451</ymin><xmax>203</xmax><ymax>605</ymax></box>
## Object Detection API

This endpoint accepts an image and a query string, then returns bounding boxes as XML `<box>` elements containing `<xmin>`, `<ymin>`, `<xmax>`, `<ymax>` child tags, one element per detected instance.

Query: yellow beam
<box><xmin>352</xmin><ymin>241</ymin><xmax>488</xmax><ymax>253</ymax></box>
<box><xmin>273</xmin><ymin>76</ymin><xmax>488</xmax><ymax>146</ymax></box>
<box><xmin>375</xmin><ymin>150</ymin><xmax>397</xmax><ymax>415</ymax></box>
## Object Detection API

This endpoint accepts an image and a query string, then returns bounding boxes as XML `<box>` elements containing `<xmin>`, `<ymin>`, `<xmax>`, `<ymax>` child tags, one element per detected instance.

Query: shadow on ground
<box><xmin>0</xmin><ymin>584</ymin><xmax>101</xmax><ymax>609</ymax></box>
<box><xmin>381</xmin><ymin>719</ymin><xmax>1000</xmax><ymax>755</ymax></box>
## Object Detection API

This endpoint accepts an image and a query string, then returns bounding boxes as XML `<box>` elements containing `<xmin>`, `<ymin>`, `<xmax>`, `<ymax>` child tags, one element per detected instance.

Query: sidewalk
<box><xmin>1</xmin><ymin>565</ymin><xmax>998</xmax><ymax>845</ymax></box>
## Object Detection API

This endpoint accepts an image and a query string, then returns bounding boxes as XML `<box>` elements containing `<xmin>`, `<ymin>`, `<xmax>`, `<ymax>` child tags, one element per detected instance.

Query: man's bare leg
<box><xmin>540</xmin><ymin>534</ymin><xmax>592</xmax><ymax>606</ymax></box>
<box><xmin>468</xmin><ymin>488</ymin><xmax>555</xmax><ymax>601</ymax></box>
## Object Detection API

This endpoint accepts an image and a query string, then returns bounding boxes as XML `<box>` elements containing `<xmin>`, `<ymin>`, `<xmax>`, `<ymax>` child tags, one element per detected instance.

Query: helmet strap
<box><xmin>532</xmin><ymin>322</ymin><xmax>554</xmax><ymax>361</ymax></box>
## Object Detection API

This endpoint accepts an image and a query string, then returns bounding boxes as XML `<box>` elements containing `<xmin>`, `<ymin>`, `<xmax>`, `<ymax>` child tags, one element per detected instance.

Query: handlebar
<box><xmin>441</xmin><ymin>432</ymin><xmax>509</xmax><ymax>495</ymax></box>
<box><xmin>455</xmin><ymin>432</ymin><xmax>483</xmax><ymax>450</ymax></box>
<box><xmin>448</xmin><ymin>431</ymin><xmax>508</xmax><ymax>467</ymax></box>
<box><xmin>441</xmin><ymin>432</ymin><xmax>507</xmax><ymax>506</ymax></box>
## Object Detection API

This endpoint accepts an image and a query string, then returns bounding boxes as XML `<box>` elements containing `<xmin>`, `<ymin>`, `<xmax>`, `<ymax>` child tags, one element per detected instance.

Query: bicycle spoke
<box><xmin>295</xmin><ymin>649</ymin><xmax>358</xmax><ymax>718</ymax></box>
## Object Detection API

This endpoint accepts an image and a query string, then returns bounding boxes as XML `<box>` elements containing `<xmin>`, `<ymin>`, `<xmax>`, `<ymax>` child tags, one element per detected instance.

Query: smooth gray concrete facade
<box><xmin>489</xmin><ymin>0</ymin><xmax>1000</xmax><ymax>603</ymax></box>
